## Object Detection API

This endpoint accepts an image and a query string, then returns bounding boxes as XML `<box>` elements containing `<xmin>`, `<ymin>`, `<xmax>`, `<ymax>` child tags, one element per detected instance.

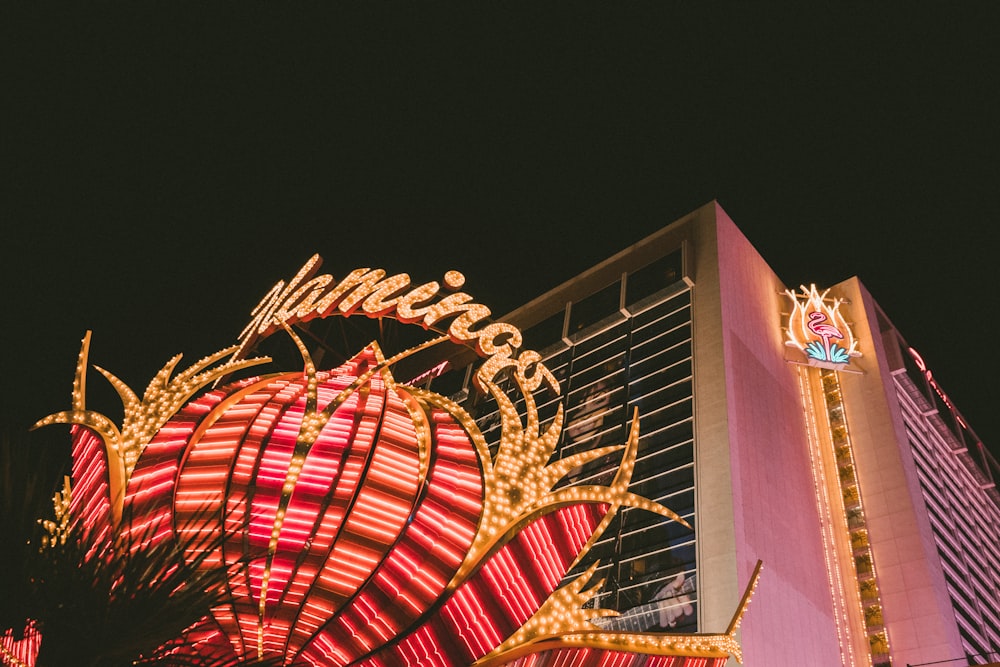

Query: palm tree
<box><xmin>1</xmin><ymin>426</ymin><xmax>65</xmax><ymax>651</ymax></box>
<box><xmin>1</xmin><ymin>426</ymin><xmax>280</xmax><ymax>667</ymax></box>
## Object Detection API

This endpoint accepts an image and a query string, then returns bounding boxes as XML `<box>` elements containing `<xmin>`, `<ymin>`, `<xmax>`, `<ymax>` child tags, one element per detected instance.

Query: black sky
<box><xmin>2</xmin><ymin>7</ymin><xmax>998</xmax><ymax>458</ymax></box>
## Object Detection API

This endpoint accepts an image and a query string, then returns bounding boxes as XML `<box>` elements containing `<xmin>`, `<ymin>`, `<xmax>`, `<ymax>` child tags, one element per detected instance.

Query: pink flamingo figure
<box><xmin>807</xmin><ymin>311</ymin><xmax>844</xmax><ymax>362</ymax></box>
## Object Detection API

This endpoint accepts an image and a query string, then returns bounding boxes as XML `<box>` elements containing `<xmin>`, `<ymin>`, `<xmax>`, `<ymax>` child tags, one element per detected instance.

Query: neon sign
<box><xmin>908</xmin><ymin>347</ymin><xmax>968</xmax><ymax>428</ymax></box>
<box><xmin>233</xmin><ymin>256</ymin><xmax>555</xmax><ymax>394</ymax></box>
<box><xmin>24</xmin><ymin>256</ymin><xmax>762</xmax><ymax>667</ymax></box>
<box><xmin>785</xmin><ymin>284</ymin><xmax>860</xmax><ymax>370</ymax></box>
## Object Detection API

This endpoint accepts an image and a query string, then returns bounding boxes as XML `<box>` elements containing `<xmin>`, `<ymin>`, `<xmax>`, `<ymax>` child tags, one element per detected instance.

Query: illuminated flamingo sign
<box><xmin>25</xmin><ymin>256</ymin><xmax>762</xmax><ymax>667</ymax></box>
<box><xmin>785</xmin><ymin>284</ymin><xmax>860</xmax><ymax>370</ymax></box>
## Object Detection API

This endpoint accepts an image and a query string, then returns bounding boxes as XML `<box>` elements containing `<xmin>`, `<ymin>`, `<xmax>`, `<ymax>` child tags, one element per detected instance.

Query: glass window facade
<box><xmin>470</xmin><ymin>261</ymin><xmax>697</xmax><ymax>634</ymax></box>
<box><xmin>893</xmin><ymin>370</ymin><xmax>1000</xmax><ymax>658</ymax></box>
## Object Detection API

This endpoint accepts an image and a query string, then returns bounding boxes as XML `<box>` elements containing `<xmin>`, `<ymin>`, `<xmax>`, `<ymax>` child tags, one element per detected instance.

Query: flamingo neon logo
<box><xmin>784</xmin><ymin>284</ymin><xmax>860</xmax><ymax>369</ymax></box>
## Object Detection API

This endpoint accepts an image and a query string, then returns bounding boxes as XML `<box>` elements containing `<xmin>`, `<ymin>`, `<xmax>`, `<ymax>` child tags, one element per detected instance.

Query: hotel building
<box><xmin>445</xmin><ymin>202</ymin><xmax>1000</xmax><ymax>666</ymax></box>
<box><xmin>7</xmin><ymin>203</ymin><xmax>999</xmax><ymax>667</ymax></box>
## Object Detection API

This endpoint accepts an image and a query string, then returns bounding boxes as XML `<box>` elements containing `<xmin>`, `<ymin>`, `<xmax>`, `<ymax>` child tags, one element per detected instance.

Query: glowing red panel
<box><xmin>285</xmin><ymin>374</ymin><xmax>425</xmax><ymax>657</ymax></box>
<box><xmin>296</xmin><ymin>405</ymin><xmax>483</xmax><ymax>667</ymax></box>
<box><xmin>281</xmin><ymin>385</ymin><xmax>385</xmax><ymax>654</ymax></box>
<box><xmin>123</xmin><ymin>388</ymin><xmax>231</xmax><ymax>549</ymax></box>
<box><xmin>356</xmin><ymin>503</ymin><xmax>606</xmax><ymax>667</ymax></box>
<box><xmin>1</xmin><ymin>621</ymin><xmax>40</xmax><ymax>667</ymax></box>
<box><xmin>157</xmin><ymin>377</ymin><xmax>295</xmax><ymax>658</ymax></box>
<box><xmin>68</xmin><ymin>425</ymin><xmax>112</xmax><ymax>555</ymax></box>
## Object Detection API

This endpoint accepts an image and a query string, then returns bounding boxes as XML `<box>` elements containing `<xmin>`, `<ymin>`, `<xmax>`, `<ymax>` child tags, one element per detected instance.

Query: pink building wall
<box><xmin>693</xmin><ymin>204</ymin><xmax>844</xmax><ymax>665</ymax></box>
<box><xmin>837</xmin><ymin>279</ymin><xmax>965</xmax><ymax>665</ymax></box>
<box><xmin>698</xmin><ymin>204</ymin><xmax>966</xmax><ymax>665</ymax></box>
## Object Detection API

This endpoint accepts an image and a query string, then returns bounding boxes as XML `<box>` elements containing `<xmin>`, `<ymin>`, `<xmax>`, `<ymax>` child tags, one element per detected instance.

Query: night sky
<box><xmin>3</xmin><ymin>8</ymin><xmax>998</xmax><ymax>460</ymax></box>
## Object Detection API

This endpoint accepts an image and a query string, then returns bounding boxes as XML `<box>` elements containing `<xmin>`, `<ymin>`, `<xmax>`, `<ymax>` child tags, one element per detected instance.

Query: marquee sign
<box><xmin>20</xmin><ymin>255</ymin><xmax>761</xmax><ymax>667</ymax></box>
<box><xmin>908</xmin><ymin>347</ymin><xmax>968</xmax><ymax>429</ymax></box>
<box><xmin>784</xmin><ymin>284</ymin><xmax>860</xmax><ymax>370</ymax></box>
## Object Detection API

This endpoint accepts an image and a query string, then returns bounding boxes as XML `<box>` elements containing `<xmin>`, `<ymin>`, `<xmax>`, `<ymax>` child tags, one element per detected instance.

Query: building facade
<box><xmin>9</xmin><ymin>203</ymin><xmax>999</xmax><ymax>667</ymax></box>
<box><xmin>445</xmin><ymin>203</ymin><xmax>1000</xmax><ymax>666</ymax></box>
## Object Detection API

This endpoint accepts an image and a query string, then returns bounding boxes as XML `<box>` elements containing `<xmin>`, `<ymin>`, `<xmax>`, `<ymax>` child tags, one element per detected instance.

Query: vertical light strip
<box><xmin>818</xmin><ymin>368</ymin><xmax>892</xmax><ymax>665</ymax></box>
<box><xmin>797</xmin><ymin>366</ymin><xmax>861</xmax><ymax>667</ymax></box>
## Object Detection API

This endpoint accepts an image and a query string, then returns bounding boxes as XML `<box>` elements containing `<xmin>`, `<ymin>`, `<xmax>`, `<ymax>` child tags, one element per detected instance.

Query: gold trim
<box><xmin>475</xmin><ymin>561</ymin><xmax>763</xmax><ymax>666</ymax></box>
<box><xmin>33</xmin><ymin>333</ymin><xmax>269</xmax><ymax>527</ymax></box>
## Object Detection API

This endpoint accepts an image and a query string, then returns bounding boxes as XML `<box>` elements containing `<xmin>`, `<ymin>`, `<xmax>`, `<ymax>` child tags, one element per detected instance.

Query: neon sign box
<box><xmin>784</xmin><ymin>284</ymin><xmax>861</xmax><ymax>370</ymax></box>
<box><xmin>28</xmin><ymin>255</ymin><xmax>761</xmax><ymax>667</ymax></box>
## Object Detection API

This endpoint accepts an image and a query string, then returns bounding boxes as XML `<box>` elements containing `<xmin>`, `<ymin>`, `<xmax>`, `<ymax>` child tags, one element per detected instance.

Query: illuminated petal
<box><xmin>355</xmin><ymin>503</ymin><xmax>608</xmax><ymax>667</ymax></box>
<box><xmin>66</xmin><ymin>425</ymin><xmax>115</xmax><ymax>553</ymax></box>
<box><xmin>296</xmin><ymin>401</ymin><xmax>483</xmax><ymax>667</ymax></box>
